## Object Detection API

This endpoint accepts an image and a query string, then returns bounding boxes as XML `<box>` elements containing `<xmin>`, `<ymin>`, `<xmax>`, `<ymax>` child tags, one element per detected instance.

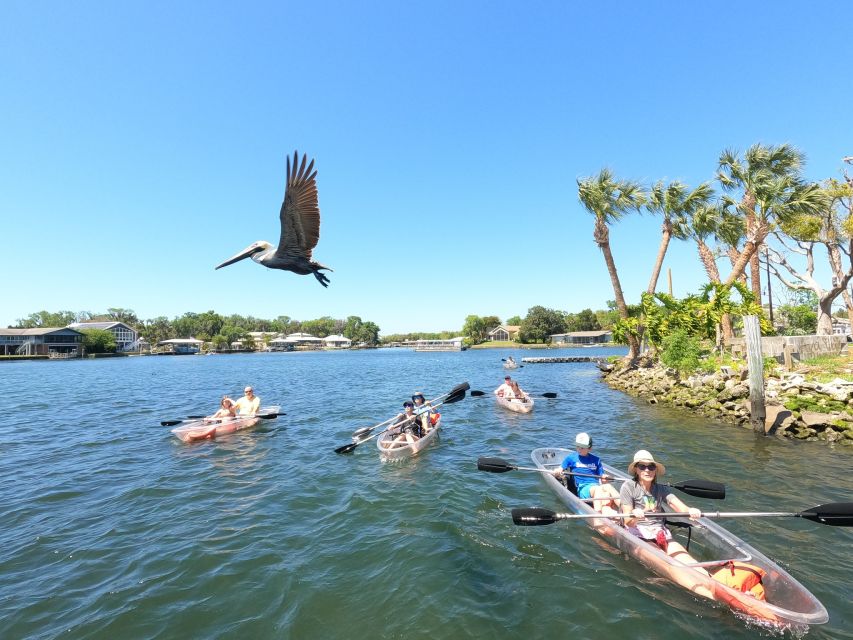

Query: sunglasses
<box><xmin>636</xmin><ymin>463</ymin><xmax>657</xmax><ymax>471</ymax></box>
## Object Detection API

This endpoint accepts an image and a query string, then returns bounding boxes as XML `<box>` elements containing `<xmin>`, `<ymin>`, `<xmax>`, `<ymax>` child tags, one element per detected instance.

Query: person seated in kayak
<box><xmin>411</xmin><ymin>392</ymin><xmax>433</xmax><ymax>433</ymax></box>
<box><xmin>206</xmin><ymin>396</ymin><xmax>236</xmax><ymax>421</ymax></box>
<box><xmin>552</xmin><ymin>432</ymin><xmax>620</xmax><ymax>516</ymax></box>
<box><xmin>387</xmin><ymin>401</ymin><xmax>423</xmax><ymax>447</ymax></box>
<box><xmin>507</xmin><ymin>379</ymin><xmax>528</xmax><ymax>401</ymax></box>
<box><xmin>233</xmin><ymin>386</ymin><xmax>260</xmax><ymax>415</ymax></box>
<box><xmin>506</xmin><ymin>356</ymin><xmax>516</xmax><ymax>366</ymax></box>
<box><xmin>495</xmin><ymin>375</ymin><xmax>515</xmax><ymax>397</ymax></box>
<box><xmin>619</xmin><ymin>450</ymin><xmax>707</xmax><ymax>572</ymax></box>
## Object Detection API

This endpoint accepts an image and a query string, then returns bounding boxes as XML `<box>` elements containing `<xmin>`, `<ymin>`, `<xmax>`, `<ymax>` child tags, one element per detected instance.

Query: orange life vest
<box><xmin>430</xmin><ymin>412</ymin><xmax>441</xmax><ymax>425</ymax></box>
<box><xmin>711</xmin><ymin>561</ymin><xmax>766</xmax><ymax>601</ymax></box>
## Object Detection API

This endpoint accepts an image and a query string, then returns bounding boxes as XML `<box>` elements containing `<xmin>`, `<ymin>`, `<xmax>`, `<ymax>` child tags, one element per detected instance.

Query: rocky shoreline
<box><xmin>600</xmin><ymin>363</ymin><xmax>853</xmax><ymax>445</ymax></box>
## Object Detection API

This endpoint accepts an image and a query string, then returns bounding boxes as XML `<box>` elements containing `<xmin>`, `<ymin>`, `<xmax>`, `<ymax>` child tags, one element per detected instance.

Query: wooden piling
<box><xmin>743</xmin><ymin>315</ymin><xmax>767</xmax><ymax>435</ymax></box>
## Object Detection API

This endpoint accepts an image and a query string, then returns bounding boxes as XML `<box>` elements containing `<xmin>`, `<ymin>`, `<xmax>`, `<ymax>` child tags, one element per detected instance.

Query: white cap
<box><xmin>575</xmin><ymin>432</ymin><xmax>592</xmax><ymax>448</ymax></box>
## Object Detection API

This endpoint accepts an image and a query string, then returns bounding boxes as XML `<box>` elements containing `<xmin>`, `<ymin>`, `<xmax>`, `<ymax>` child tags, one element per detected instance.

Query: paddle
<box><xmin>334</xmin><ymin>382</ymin><xmax>470</xmax><ymax>454</ymax></box>
<box><xmin>350</xmin><ymin>384</ymin><xmax>468</xmax><ymax>440</ymax></box>
<box><xmin>511</xmin><ymin>503</ymin><xmax>853</xmax><ymax>527</ymax></box>
<box><xmin>477</xmin><ymin>457</ymin><xmax>725</xmax><ymax>500</ymax></box>
<box><xmin>470</xmin><ymin>390</ymin><xmax>557</xmax><ymax>399</ymax></box>
<box><xmin>161</xmin><ymin>410</ymin><xmax>283</xmax><ymax>427</ymax></box>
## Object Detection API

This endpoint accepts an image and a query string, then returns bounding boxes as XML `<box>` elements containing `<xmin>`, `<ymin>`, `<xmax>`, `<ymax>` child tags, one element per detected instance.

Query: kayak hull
<box><xmin>377</xmin><ymin>417</ymin><xmax>441</xmax><ymax>460</ymax></box>
<box><xmin>530</xmin><ymin>448</ymin><xmax>828</xmax><ymax>627</ymax></box>
<box><xmin>171</xmin><ymin>405</ymin><xmax>281</xmax><ymax>443</ymax></box>
<box><xmin>496</xmin><ymin>395</ymin><xmax>534</xmax><ymax>414</ymax></box>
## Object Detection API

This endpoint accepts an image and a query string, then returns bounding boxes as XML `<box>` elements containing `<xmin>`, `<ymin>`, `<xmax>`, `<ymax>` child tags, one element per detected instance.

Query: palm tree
<box><xmin>578</xmin><ymin>169</ymin><xmax>646</xmax><ymax>359</ymax></box>
<box><xmin>646</xmin><ymin>180</ymin><xmax>715</xmax><ymax>294</ymax></box>
<box><xmin>717</xmin><ymin>144</ymin><xmax>822</xmax><ymax>298</ymax></box>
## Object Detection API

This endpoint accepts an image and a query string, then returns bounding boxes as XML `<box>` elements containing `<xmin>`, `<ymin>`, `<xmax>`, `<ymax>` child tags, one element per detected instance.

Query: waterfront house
<box><xmin>323</xmin><ymin>334</ymin><xmax>352</xmax><ymax>349</ymax></box>
<box><xmin>283</xmin><ymin>332</ymin><xmax>324</xmax><ymax>350</ymax></box>
<box><xmin>550</xmin><ymin>330</ymin><xmax>612</xmax><ymax>345</ymax></box>
<box><xmin>414</xmin><ymin>337</ymin><xmax>466</xmax><ymax>351</ymax></box>
<box><xmin>68</xmin><ymin>321</ymin><xmax>140</xmax><ymax>351</ymax></box>
<box><xmin>488</xmin><ymin>325</ymin><xmax>520</xmax><ymax>342</ymax></box>
<box><xmin>157</xmin><ymin>338</ymin><xmax>204</xmax><ymax>354</ymax></box>
<box><xmin>0</xmin><ymin>327</ymin><xmax>84</xmax><ymax>356</ymax></box>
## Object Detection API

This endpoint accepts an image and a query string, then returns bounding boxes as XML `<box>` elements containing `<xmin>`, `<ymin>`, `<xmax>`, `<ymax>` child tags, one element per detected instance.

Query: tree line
<box><xmin>12</xmin><ymin>309</ymin><xmax>381</xmax><ymax>348</ymax></box>
<box><xmin>577</xmin><ymin>144</ymin><xmax>853</xmax><ymax>360</ymax></box>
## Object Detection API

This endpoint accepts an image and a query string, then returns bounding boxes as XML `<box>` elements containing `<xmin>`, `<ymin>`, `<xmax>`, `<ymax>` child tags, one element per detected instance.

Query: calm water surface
<box><xmin>1</xmin><ymin>349</ymin><xmax>851</xmax><ymax>639</ymax></box>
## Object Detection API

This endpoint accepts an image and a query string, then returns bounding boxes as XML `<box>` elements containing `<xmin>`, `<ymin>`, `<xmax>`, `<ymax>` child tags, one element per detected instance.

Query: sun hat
<box><xmin>412</xmin><ymin>392</ymin><xmax>426</xmax><ymax>402</ymax></box>
<box><xmin>504</xmin><ymin>375</ymin><xmax>511</xmax><ymax>380</ymax></box>
<box><xmin>628</xmin><ymin>450</ymin><xmax>666</xmax><ymax>476</ymax></box>
<box><xmin>575</xmin><ymin>432</ymin><xmax>593</xmax><ymax>448</ymax></box>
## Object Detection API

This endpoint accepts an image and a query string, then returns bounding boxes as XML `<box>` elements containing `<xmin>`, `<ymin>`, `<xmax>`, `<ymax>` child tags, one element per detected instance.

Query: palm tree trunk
<box><xmin>597</xmin><ymin>223</ymin><xmax>639</xmax><ymax>359</ymax></box>
<box><xmin>727</xmin><ymin>247</ymin><xmax>748</xmax><ymax>286</ymax></box>
<box><xmin>647</xmin><ymin>221</ymin><xmax>672</xmax><ymax>294</ymax></box>
<box><xmin>750</xmin><ymin>251</ymin><xmax>762</xmax><ymax>302</ymax></box>
<box><xmin>696</xmin><ymin>239</ymin><xmax>721</xmax><ymax>282</ymax></box>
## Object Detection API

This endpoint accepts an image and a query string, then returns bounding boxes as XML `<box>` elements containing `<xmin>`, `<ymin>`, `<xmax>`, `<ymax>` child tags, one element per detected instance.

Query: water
<box><xmin>1</xmin><ymin>349</ymin><xmax>851</xmax><ymax>639</ymax></box>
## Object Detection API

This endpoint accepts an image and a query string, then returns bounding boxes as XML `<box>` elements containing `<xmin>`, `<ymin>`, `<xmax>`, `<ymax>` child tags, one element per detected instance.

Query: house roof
<box><xmin>0</xmin><ymin>327</ymin><xmax>84</xmax><ymax>336</ymax></box>
<box><xmin>68</xmin><ymin>321</ymin><xmax>135</xmax><ymax>331</ymax></box>
<box><xmin>552</xmin><ymin>330</ymin><xmax>612</xmax><ymax>338</ymax></box>
<box><xmin>489</xmin><ymin>325</ymin><xmax>520</xmax><ymax>334</ymax></box>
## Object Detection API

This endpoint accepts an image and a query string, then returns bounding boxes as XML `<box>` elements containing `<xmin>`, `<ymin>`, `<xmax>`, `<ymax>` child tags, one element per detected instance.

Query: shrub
<box><xmin>660</xmin><ymin>329</ymin><xmax>702</xmax><ymax>374</ymax></box>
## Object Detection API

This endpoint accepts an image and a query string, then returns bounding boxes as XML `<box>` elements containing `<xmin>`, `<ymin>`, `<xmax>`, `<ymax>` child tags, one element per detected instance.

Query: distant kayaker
<box><xmin>206</xmin><ymin>396</ymin><xmax>237</xmax><ymax>421</ymax></box>
<box><xmin>234</xmin><ymin>386</ymin><xmax>261</xmax><ymax>415</ymax></box>
<box><xmin>552</xmin><ymin>432</ymin><xmax>620</xmax><ymax>516</ymax></box>
<box><xmin>619</xmin><ymin>450</ymin><xmax>707</xmax><ymax>572</ymax></box>
<box><xmin>506</xmin><ymin>356</ymin><xmax>516</xmax><ymax>366</ymax></box>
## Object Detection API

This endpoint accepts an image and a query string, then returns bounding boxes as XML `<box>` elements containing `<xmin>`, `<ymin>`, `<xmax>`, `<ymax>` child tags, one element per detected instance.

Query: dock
<box><xmin>521</xmin><ymin>356</ymin><xmax>601</xmax><ymax>363</ymax></box>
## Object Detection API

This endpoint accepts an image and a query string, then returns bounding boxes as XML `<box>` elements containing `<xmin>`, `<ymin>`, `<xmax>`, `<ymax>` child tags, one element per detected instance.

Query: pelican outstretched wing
<box><xmin>275</xmin><ymin>151</ymin><xmax>320</xmax><ymax>260</ymax></box>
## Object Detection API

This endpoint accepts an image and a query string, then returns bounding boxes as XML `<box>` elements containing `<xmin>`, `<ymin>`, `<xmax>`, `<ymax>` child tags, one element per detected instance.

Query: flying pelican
<box><xmin>215</xmin><ymin>151</ymin><xmax>332</xmax><ymax>287</ymax></box>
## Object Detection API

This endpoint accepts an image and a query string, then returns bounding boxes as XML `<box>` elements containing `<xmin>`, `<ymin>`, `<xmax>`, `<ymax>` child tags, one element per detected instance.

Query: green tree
<box><xmin>566</xmin><ymin>308</ymin><xmax>600</xmax><ymax>331</ymax></box>
<box><xmin>462</xmin><ymin>315</ymin><xmax>501</xmax><ymax>344</ymax></box>
<box><xmin>505</xmin><ymin>315</ymin><xmax>522</xmax><ymax>326</ymax></box>
<box><xmin>15</xmin><ymin>310</ymin><xmax>77</xmax><ymax>328</ymax></box>
<box><xmin>519</xmin><ymin>306</ymin><xmax>567</xmax><ymax>343</ymax></box>
<box><xmin>578</xmin><ymin>168</ymin><xmax>646</xmax><ymax>359</ymax></box>
<box><xmin>647</xmin><ymin>180</ymin><xmax>714</xmax><ymax>294</ymax></box>
<box><xmin>211</xmin><ymin>335</ymin><xmax>229</xmax><ymax>351</ymax></box>
<box><xmin>81</xmin><ymin>328</ymin><xmax>117</xmax><ymax>354</ymax></box>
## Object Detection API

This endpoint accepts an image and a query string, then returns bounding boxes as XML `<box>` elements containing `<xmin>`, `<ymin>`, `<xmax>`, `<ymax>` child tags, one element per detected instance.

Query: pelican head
<box><xmin>215</xmin><ymin>241</ymin><xmax>274</xmax><ymax>270</ymax></box>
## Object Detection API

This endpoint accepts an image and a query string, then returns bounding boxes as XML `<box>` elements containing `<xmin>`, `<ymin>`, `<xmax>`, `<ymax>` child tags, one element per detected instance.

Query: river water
<box><xmin>1</xmin><ymin>348</ymin><xmax>850</xmax><ymax>639</ymax></box>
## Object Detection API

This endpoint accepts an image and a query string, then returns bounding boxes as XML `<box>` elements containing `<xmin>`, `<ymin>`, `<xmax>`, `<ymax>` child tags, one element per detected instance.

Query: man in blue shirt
<box><xmin>555</xmin><ymin>432</ymin><xmax>620</xmax><ymax>515</ymax></box>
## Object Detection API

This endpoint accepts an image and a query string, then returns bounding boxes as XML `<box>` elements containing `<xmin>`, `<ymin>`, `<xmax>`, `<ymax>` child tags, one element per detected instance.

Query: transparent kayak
<box><xmin>171</xmin><ymin>405</ymin><xmax>281</xmax><ymax>443</ymax></box>
<box><xmin>529</xmin><ymin>448</ymin><xmax>828</xmax><ymax>627</ymax></box>
<box><xmin>376</xmin><ymin>417</ymin><xmax>441</xmax><ymax>460</ymax></box>
<box><xmin>496</xmin><ymin>394</ymin><xmax>534</xmax><ymax>414</ymax></box>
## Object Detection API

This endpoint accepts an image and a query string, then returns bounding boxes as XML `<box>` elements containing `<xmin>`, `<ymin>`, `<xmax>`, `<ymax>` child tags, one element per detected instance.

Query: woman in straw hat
<box><xmin>619</xmin><ymin>450</ymin><xmax>707</xmax><ymax>571</ymax></box>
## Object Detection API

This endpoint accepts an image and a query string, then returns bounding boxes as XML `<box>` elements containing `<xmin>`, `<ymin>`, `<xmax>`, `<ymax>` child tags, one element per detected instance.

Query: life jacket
<box><xmin>711</xmin><ymin>561</ymin><xmax>766</xmax><ymax>601</ymax></box>
<box><xmin>430</xmin><ymin>412</ymin><xmax>440</xmax><ymax>426</ymax></box>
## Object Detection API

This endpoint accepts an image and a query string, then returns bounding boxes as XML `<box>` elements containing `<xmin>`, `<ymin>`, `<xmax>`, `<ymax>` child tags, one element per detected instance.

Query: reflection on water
<box><xmin>0</xmin><ymin>348</ymin><xmax>851</xmax><ymax>639</ymax></box>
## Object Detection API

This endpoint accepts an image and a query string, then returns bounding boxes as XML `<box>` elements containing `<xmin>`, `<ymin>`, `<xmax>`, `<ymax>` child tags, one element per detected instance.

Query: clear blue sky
<box><xmin>2</xmin><ymin>1</ymin><xmax>850</xmax><ymax>334</ymax></box>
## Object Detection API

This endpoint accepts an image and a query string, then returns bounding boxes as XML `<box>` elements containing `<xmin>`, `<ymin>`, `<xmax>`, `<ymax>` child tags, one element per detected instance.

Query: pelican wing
<box><xmin>275</xmin><ymin>151</ymin><xmax>320</xmax><ymax>261</ymax></box>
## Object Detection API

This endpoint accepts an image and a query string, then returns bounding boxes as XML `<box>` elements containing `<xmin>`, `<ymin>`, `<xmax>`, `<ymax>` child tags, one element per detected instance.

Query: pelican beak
<box><xmin>215</xmin><ymin>244</ymin><xmax>264</xmax><ymax>269</ymax></box>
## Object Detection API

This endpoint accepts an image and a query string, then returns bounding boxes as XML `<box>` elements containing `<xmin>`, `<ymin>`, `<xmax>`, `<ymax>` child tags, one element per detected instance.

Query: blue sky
<box><xmin>2</xmin><ymin>1</ymin><xmax>851</xmax><ymax>334</ymax></box>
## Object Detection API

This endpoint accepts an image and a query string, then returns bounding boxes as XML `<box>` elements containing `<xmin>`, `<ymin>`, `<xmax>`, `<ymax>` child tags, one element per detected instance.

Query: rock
<box><xmin>765</xmin><ymin>405</ymin><xmax>793</xmax><ymax>434</ymax></box>
<box><xmin>800</xmin><ymin>411</ymin><xmax>834</xmax><ymax>427</ymax></box>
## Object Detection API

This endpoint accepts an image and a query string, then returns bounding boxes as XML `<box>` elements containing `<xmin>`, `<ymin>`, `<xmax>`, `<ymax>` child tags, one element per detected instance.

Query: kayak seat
<box><xmin>559</xmin><ymin>473</ymin><xmax>579</xmax><ymax>497</ymax></box>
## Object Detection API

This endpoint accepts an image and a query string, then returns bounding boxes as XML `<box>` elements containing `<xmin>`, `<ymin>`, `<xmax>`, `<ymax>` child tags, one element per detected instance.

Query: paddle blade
<box><xmin>541</xmin><ymin>392</ymin><xmax>558</xmax><ymax>399</ymax></box>
<box><xmin>670</xmin><ymin>479</ymin><xmax>726</xmax><ymax>500</ymax></box>
<box><xmin>470</xmin><ymin>390</ymin><xmax>487</xmax><ymax>397</ymax></box>
<box><xmin>444</xmin><ymin>388</ymin><xmax>467</xmax><ymax>404</ymax></box>
<box><xmin>801</xmin><ymin>502</ymin><xmax>853</xmax><ymax>526</ymax></box>
<box><xmin>512</xmin><ymin>507</ymin><xmax>558</xmax><ymax>526</ymax></box>
<box><xmin>161</xmin><ymin>420</ymin><xmax>183</xmax><ymax>426</ymax></box>
<box><xmin>187</xmin><ymin>415</ymin><xmax>205</xmax><ymax>419</ymax></box>
<box><xmin>335</xmin><ymin>442</ymin><xmax>359</xmax><ymax>455</ymax></box>
<box><xmin>477</xmin><ymin>457</ymin><xmax>516</xmax><ymax>473</ymax></box>
<box><xmin>351</xmin><ymin>426</ymin><xmax>373</xmax><ymax>439</ymax></box>
<box><xmin>450</xmin><ymin>381</ymin><xmax>471</xmax><ymax>394</ymax></box>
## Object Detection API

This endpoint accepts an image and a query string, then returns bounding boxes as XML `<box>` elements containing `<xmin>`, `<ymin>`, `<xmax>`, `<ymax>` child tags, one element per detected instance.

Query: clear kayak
<box><xmin>171</xmin><ymin>405</ymin><xmax>281</xmax><ymax>443</ymax></box>
<box><xmin>376</xmin><ymin>416</ymin><xmax>441</xmax><ymax>460</ymax></box>
<box><xmin>496</xmin><ymin>394</ymin><xmax>534</xmax><ymax>414</ymax></box>
<box><xmin>529</xmin><ymin>447</ymin><xmax>828</xmax><ymax>627</ymax></box>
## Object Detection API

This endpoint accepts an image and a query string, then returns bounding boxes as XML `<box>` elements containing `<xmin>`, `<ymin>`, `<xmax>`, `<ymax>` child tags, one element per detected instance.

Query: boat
<box><xmin>171</xmin><ymin>405</ymin><xmax>281</xmax><ymax>443</ymax></box>
<box><xmin>376</xmin><ymin>416</ymin><xmax>442</xmax><ymax>460</ymax></box>
<box><xmin>526</xmin><ymin>448</ymin><xmax>828</xmax><ymax>627</ymax></box>
<box><xmin>503</xmin><ymin>361</ymin><xmax>519</xmax><ymax>369</ymax></box>
<box><xmin>496</xmin><ymin>394</ymin><xmax>534</xmax><ymax>414</ymax></box>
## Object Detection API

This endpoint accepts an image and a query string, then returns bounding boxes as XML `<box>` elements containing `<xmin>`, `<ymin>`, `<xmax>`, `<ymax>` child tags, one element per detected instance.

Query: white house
<box><xmin>323</xmin><ymin>334</ymin><xmax>352</xmax><ymax>349</ymax></box>
<box><xmin>68</xmin><ymin>321</ymin><xmax>140</xmax><ymax>351</ymax></box>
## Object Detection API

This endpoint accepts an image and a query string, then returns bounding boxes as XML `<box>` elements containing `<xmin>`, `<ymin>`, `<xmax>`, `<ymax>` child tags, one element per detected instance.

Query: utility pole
<box><xmin>667</xmin><ymin>268</ymin><xmax>673</xmax><ymax>296</ymax></box>
<box><xmin>765</xmin><ymin>248</ymin><xmax>774</xmax><ymax>327</ymax></box>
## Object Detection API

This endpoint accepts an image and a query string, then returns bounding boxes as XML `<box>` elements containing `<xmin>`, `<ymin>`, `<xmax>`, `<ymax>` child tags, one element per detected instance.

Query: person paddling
<box><xmin>552</xmin><ymin>432</ymin><xmax>620</xmax><ymax>516</ymax></box>
<box><xmin>206</xmin><ymin>397</ymin><xmax>236</xmax><ymax>421</ymax></box>
<box><xmin>411</xmin><ymin>392</ymin><xmax>433</xmax><ymax>434</ymax></box>
<box><xmin>234</xmin><ymin>386</ymin><xmax>260</xmax><ymax>416</ymax></box>
<box><xmin>385</xmin><ymin>401</ymin><xmax>423</xmax><ymax>448</ymax></box>
<box><xmin>619</xmin><ymin>450</ymin><xmax>707</xmax><ymax>572</ymax></box>
<box><xmin>495</xmin><ymin>375</ymin><xmax>515</xmax><ymax>398</ymax></box>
